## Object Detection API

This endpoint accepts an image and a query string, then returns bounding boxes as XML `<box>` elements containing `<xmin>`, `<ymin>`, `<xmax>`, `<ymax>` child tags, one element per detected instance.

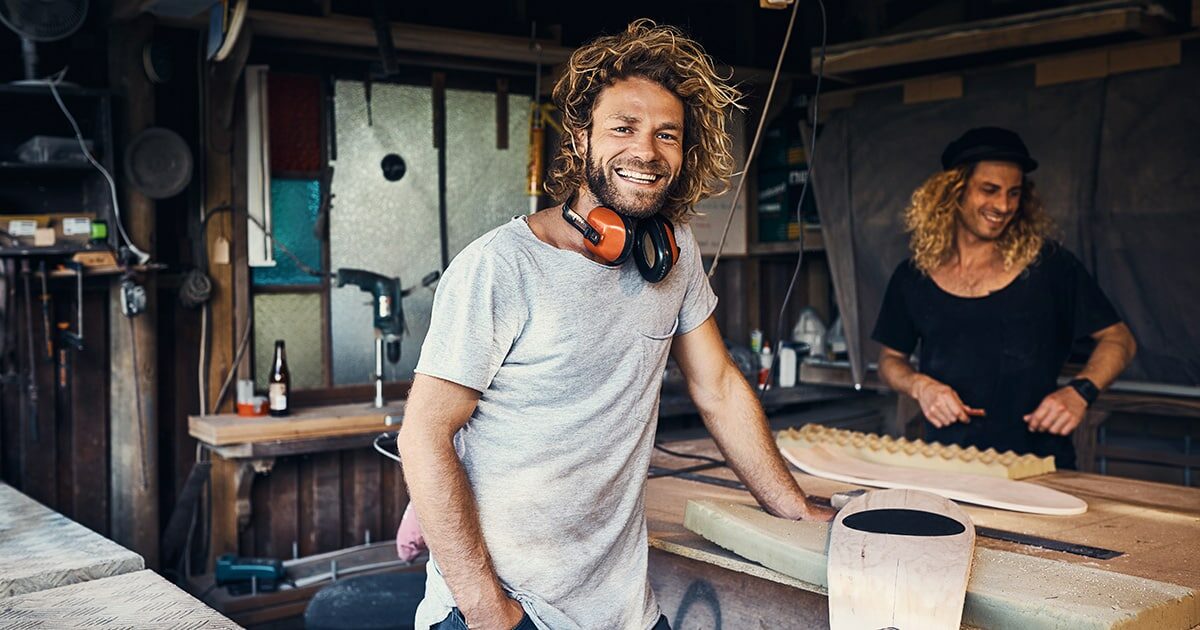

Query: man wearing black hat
<box><xmin>871</xmin><ymin>127</ymin><xmax>1136</xmax><ymax>468</ymax></box>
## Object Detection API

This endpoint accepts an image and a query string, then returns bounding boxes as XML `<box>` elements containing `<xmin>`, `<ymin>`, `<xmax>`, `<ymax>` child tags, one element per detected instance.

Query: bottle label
<box><xmin>269</xmin><ymin>383</ymin><xmax>287</xmax><ymax>411</ymax></box>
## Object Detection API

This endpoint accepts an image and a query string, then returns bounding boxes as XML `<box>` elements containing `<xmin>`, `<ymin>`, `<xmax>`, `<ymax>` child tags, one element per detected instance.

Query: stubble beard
<box><xmin>584</xmin><ymin>145</ymin><xmax>675</xmax><ymax>219</ymax></box>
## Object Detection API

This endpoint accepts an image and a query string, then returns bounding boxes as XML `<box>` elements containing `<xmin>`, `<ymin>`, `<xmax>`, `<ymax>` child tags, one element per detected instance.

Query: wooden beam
<box><xmin>107</xmin><ymin>15</ymin><xmax>159</xmax><ymax>569</ymax></box>
<box><xmin>161</xmin><ymin>10</ymin><xmax>572</xmax><ymax>66</ymax></box>
<box><xmin>1036</xmin><ymin>39</ymin><xmax>1182</xmax><ymax>86</ymax></box>
<box><xmin>817</xmin><ymin>3</ymin><xmax>1173</xmax><ymax>76</ymax></box>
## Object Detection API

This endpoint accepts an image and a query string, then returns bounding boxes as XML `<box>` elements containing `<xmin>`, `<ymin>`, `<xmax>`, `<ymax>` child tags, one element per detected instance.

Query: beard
<box><xmin>584</xmin><ymin>145</ymin><xmax>676</xmax><ymax>219</ymax></box>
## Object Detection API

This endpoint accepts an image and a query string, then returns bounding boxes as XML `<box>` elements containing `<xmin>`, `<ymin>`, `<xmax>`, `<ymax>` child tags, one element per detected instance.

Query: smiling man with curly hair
<box><xmin>400</xmin><ymin>20</ymin><xmax>830</xmax><ymax>630</ymax></box>
<box><xmin>873</xmin><ymin>127</ymin><xmax>1137</xmax><ymax>469</ymax></box>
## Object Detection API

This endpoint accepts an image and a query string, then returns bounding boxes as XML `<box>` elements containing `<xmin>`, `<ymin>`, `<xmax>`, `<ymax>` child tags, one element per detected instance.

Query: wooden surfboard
<box><xmin>779</xmin><ymin>441</ymin><xmax>1087</xmax><ymax>515</ymax></box>
<box><xmin>828</xmin><ymin>488</ymin><xmax>976</xmax><ymax>630</ymax></box>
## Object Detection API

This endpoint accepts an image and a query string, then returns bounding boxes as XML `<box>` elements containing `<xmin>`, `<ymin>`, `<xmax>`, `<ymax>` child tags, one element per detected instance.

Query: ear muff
<box><xmin>633</xmin><ymin>215</ymin><xmax>680</xmax><ymax>283</ymax></box>
<box><xmin>562</xmin><ymin>203</ymin><xmax>636</xmax><ymax>265</ymax></box>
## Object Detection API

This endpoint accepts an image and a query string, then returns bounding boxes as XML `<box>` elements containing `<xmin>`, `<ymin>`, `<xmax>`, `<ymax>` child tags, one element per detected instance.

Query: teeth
<box><xmin>615</xmin><ymin>168</ymin><xmax>659</xmax><ymax>183</ymax></box>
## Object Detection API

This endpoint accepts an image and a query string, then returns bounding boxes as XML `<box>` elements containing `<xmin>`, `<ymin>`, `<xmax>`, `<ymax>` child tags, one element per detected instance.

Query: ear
<box><xmin>571</xmin><ymin>128</ymin><xmax>588</xmax><ymax>159</ymax></box>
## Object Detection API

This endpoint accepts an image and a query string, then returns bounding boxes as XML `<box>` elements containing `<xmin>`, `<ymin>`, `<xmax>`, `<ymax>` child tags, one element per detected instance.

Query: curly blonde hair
<box><xmin>905</xmin><ymin>164</ymin><xmax>1052</xmax><ymax>273</ymax></box>
<box><xmin>544</xmin><ymin>19</ymin><xmax>742</xmax><ymax>223</ymax></box>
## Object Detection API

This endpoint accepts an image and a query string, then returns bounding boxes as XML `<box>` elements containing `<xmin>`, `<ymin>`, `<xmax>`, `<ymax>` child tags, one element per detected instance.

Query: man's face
<box><xmin>579</xmin><ymin>76</ymin><xmax>685</xmax><ymax>218</ymax></box>
<box><xmin>957</xmin><ymin>161</ymin><xmax>1024</xmax><ymax>241</ymax></box>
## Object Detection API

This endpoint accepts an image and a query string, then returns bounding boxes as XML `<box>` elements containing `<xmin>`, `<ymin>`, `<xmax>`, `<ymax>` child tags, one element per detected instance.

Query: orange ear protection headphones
<box><xmin>561</xmin><ymin>202</ymin><xmax>681</xmax><ymax>283</ymax></box>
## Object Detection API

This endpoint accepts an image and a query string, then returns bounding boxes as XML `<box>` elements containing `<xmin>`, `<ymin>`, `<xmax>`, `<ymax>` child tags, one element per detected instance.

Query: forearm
<box><xmin>692</xmin><ymin>368</ymin><xmax>812</xmax><ymax>519</ymax></box>
<box><xmin>878</xmin><ymin>352</ymin><xmax>928</xmax><ymax>398</ymax></box>
<box><xmin>399</xmin><ymin>433</ymin><xmax>507</xmax><ymax>616</ymax></box>
<box><xmin>1077</xmin><ymin>324</ymin><xmax>1137</xmax><ymax>390</ymax></box>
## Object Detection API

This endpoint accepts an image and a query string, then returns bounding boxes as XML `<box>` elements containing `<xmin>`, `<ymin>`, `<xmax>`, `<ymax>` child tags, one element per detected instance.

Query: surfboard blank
<box><xmin>778</xmin><ymin>439</ymin><xmax>1087</xmax><ymax>515</ymax></box>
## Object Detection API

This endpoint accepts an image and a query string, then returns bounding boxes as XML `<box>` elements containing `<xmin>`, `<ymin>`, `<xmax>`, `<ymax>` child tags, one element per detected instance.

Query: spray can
<box><xmin>758</xmin><ymin>343</ymin><xmax>773</xmax><ymax>391</ymax></box>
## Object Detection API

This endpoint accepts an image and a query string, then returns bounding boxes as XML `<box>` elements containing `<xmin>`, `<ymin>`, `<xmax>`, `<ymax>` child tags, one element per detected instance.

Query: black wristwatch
<box><xmin>1067</xmin><ymin>378</ymin><xmax>1100</xmax><ymax>406</ymax></box>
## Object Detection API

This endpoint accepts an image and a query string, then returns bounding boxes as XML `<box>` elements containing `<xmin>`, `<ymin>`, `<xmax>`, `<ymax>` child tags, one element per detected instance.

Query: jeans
<box><xmin>431</xmin><ymin>609</ymin><xmax>671</xmax><ymax>630</ymax></box>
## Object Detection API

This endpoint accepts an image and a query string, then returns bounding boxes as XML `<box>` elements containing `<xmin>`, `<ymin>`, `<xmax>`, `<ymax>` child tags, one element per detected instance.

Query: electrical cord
<box><xmin>41</xmin><ymin>68</ymin><xmax>151</xmax><ymax>265</ymax></box>
<box><xmin>707</xmin><ymin>0</ymin><xmax>801</xmax><ymax>279</ymax></box>
<box><xmin>652</xmin><ymin>442</ymin><xmax>726</xmax><ymax>466</ymax></box>
<box><xmin>212</xmin><ymin>316</ymin><xmax>254</xmax><ymax>413</ymax></box>
<box><xmin>179</xmin><ymin>269</ymin><xmax>213</xmax><ymax>308</ymax></box>
<box><xmin>764</xmin><ymin>0</ymin><xmax>828</xmax><ymax>397</ymax></box>
<box><xmin>374</xmin><ymin>431</ymin><xmax>401</xmax><ymax>463</ymax></box>
<box><xmin>202</xmin><ymin>204</ymin><xmax>331</xmax><ymax>279</ymax></box>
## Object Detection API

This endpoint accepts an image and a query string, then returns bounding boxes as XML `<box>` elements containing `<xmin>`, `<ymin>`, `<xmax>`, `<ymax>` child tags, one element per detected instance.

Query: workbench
<box><xmin>188</xmin><ymin>402</ymin><xmax>404</xmax><ymax>566</ymax></box>
<box><xmin>0</xmin><ymin>481</ymin><xmax>144</xmax><ymax>599</ymax></box>
<box><xmin>646</xmin><ymin>436</ymin><xmax>1200</xmax><ymax>629</ymax></box>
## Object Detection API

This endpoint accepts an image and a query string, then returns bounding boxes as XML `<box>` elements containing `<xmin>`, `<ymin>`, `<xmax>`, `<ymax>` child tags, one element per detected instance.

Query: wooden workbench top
<box><xmin>189</xmin><ymin>402</ymin><xmax>405</xmax><ymax>446</ymax></box>
<box><xmin>647</xmin><ymin>437</ymin><xmax>1200</xmax><ymax>596</ymax></box>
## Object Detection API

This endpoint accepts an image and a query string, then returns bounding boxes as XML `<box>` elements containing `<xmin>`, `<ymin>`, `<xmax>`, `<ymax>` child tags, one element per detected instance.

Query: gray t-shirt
<box><xmin>412</xmin><ymin>216</ymin><xmax>717</xmax><ymax>630</ymax></box>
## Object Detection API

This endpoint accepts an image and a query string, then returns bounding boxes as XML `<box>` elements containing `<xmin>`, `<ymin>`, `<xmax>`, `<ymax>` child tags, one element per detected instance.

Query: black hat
<box><xmin>941</xmin><ymin>127</ymin><xmax>1038</xmax><ymax>172</ymax></box>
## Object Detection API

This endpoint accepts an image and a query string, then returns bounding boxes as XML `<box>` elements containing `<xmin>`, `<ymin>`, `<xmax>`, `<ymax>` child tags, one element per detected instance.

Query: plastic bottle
<box><xmin>778</xmin><ymin>345</ymin><xmax>797</xmax><ymax>388</ymax></box>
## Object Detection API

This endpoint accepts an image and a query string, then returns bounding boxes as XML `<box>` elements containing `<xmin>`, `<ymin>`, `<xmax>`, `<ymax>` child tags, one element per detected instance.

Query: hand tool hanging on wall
<box><xmin>61</xmin><ymin>262</ymin><xmax>84</xmax><ymax>351</ymax></box>
<box><xmin>20</xmin><ymin>259</ymin><xmax>37</xmax><ymax>442</ymax></box>
<box><xmin>37</xmin><ymin>261</ymin><xmax>51</xmax><ymax>360</ymax></box>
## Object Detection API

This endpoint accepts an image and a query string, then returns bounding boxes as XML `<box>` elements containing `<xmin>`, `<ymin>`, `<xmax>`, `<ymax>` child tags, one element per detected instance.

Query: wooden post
<box><xmin>107</xmin><ymin>15</ymin><xmax>159</xmax><ymax>568</ymax></box>
<box><xmin>204</xmin><ymin>25</ymin><xmax>252</xmax><ymax>570</ymax></box>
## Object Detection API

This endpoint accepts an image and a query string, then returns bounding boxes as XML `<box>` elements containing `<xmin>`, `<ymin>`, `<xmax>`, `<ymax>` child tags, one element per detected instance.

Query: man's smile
<box><xmin>981</xmin><ymin>207</ymin><xmax>1011</xmax><ymax>227</ymax></box>
<box><xmin>614</xmin><ymin>166</ymin><xmax>665</xmax><ymax>185</ymax></box>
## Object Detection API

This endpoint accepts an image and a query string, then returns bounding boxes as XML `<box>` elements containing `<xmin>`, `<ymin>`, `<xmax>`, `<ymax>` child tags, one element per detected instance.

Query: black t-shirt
<box><xmin>871</xmin><ymin>242</ymin><xmax>1121</xmax><ymax>468</ymax></box>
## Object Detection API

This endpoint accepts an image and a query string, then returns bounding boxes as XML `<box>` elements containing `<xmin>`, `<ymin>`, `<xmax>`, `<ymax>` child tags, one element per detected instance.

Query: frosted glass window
<box><xmin>253</xmin><ymin>293</ymin><xmax>325</xmax><ymax>390</ymax></box>
<box><xmin>329</xmin><ymin>81</ymin><xmax>530</xmax><ymax>384</ymax></box>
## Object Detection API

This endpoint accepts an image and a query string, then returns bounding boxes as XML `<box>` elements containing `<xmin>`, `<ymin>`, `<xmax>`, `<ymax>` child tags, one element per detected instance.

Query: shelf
<box><xmin>0</xmin><ymin>161</ymin><xmax>95</xmax><ymax>171</ymax></box>
<box><xmin>189</xmin><ymin>401</ymin><xmax>406</xmax><ymax>446</ymax></box>
<box><xmin>748</xmin><ymin>225</ymin><xmax>825</xmax><ymax>255</ymax></box>
<box><xmin>0</xmin><ymin>243</ymin><xmax>110</xmax><ymax>257</ymax></box>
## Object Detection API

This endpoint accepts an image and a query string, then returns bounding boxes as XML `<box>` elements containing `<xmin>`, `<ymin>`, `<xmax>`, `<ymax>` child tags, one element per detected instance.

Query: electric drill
<box><xmin>335</xmin><ymin>268</ymin><xmax>404</xmax><ymax>363</ymax></box>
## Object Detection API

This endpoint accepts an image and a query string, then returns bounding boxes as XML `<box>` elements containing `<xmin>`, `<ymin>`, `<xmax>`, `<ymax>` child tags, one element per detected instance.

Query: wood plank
<box><xmin>380</xmin><ymin>454</ymin><xmax>407</xmax><ymax>541</ymax></box>
<box><xmin>780</xmin><ymin>443</ymin><xmax>1087</xmax><ymax>515</ymax></box>
<box><xmin>903</xmin><ymin>75</ymin><xmax>963</xmax><ymax>104</ymax></box>
<box><xmin>209</xmin><ymin>455</ymin><xmax>241</xmax><ymax>566</ymax></box>
<box><xmin>1036</xmin><ymin>50</ymin><xmax>1110</xmax><ymax>86</ymax></box>
<box><xmin>818</xmin><ymin>4</ymin><xmax>1171</xmax><ymax>76</ymax></box>
<box><xmin>1108</xmin><ymin>39</ymin><xmax>1182</xmax><ymax>75</ymax></box>
<box><xmin>266</xmin><ymin>458</ymin><xmax>299</xmax><ymax>560</ymax></box>
<box><xmin>311</xmin><ymin>453</ymin><xmax>341</xmax><ymax>553</ymax></box>
<box><xmin>685</xmin><ymin>499</ymin><xmax>1199</xmax><ymax>629</ymax></box>
<box><xmin>189</xmin><ymin>402</ymin><xmax>404</xmax><ymax>445</ymax></box>
<box><xmin>344</xmin><ymin>447</ymin><xmax>381</xmax><ymax>548</ymax></box>
<box><xmin>69</xmin><ymin>288</ymin><xmax>109</xmax><ymax>535</ymax></box>
<box><xmin>828</xmin><ymin>489</ymin><xmax>974</xmax><ymax>630</ymax></box>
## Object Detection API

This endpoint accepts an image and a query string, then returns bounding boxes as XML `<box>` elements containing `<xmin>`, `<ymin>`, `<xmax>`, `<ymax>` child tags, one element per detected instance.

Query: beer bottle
<box><xmin>269</xmin><ymin>340</ymin><xmax>290</xmax><ymax>417</ymax></box>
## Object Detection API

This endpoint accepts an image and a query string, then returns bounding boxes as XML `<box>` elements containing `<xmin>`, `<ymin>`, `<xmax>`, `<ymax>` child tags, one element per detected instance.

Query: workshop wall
<box><xmin>0</xmin><ymin>279</ymin><xmax>111</xmax><ymax>537</ymax></box>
